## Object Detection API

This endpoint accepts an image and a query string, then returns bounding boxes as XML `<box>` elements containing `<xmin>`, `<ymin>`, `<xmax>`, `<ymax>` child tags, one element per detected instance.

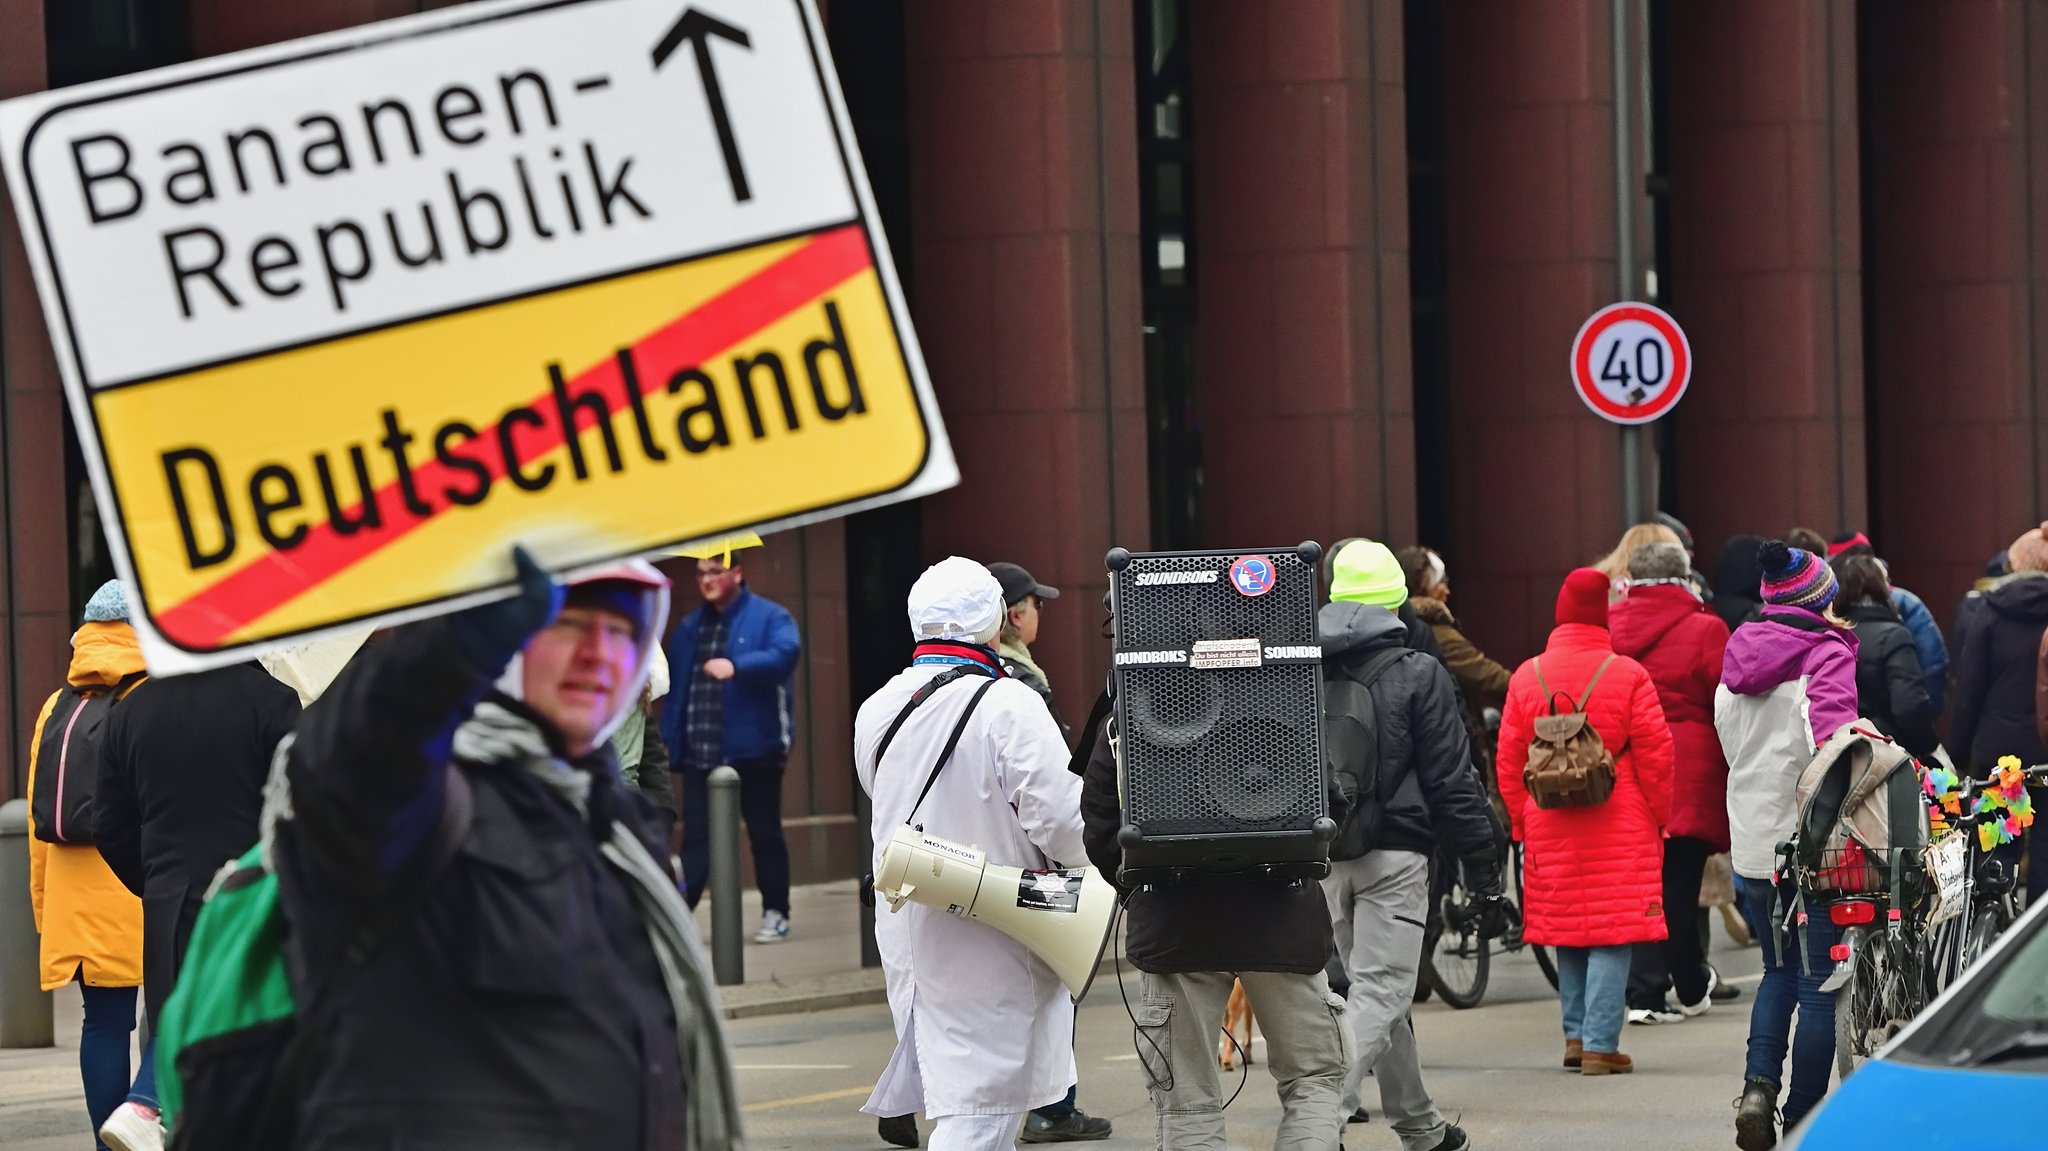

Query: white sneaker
<box><xmin>99</xmin><ymin>1102</ymin><xmax>164</xmax><ymax>1151</ymax></box>
<box><xmin>1627</xmin><ymin>1005</ymin><xmax>1684</xmax><ymax>1025</ymax></box>
<box><xmin>752</xmin><ymin>910</ymin><xmax>790</xmax><ymax>943</ymax></box>
<box><xmin>1679</xmin><ymin>964</ymin><xmax>1719</xmax><ymax>1017</ymax></box>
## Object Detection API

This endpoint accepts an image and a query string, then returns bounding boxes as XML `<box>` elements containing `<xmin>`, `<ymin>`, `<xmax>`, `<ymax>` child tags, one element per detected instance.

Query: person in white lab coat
<box><xmin>855</xmin><ymin>557</ymin><xmax>1091</xmax><ymax>1151</ymax></box>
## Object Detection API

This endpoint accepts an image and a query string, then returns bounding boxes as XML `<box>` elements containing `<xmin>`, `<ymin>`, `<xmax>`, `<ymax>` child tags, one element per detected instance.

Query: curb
<box><xmin>716</xmin><ymin>951</ymin><xmax>1132</xmax><ymax>1020</ymax></box>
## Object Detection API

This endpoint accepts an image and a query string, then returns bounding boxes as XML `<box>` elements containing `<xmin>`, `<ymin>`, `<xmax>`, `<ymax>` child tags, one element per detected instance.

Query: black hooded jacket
<box><xmin>1320</xmin><ymin>602</ymin><xmax>1496</xmax><ymax>859</ymax></box>
<box><xmin>1950</xmin><ymin>571</ymin><xmax>2048</xmax><ymax>774</ymax></box>
<box><xmin>1079</xmin><ymin>706</ymin><xmax>1331</xmax><ymax>976</ymax></box>
<box><xmin>1843</xmin><ymin>600</ymin><xmax>1939</xmax><ymax>759</ymax></box>
<box><xmin>1711</xmin><ymin>536</ymin><xmax>1765</xmax><ymax>634</ymax></box>
<box><xmin>275</xmin><ymin>620</ymin><xmax>685</xmax><ymax>1151</ymax></box>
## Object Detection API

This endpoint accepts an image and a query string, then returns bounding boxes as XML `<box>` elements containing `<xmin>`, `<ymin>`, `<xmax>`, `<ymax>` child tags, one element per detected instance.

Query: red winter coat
<box><xmin>1496</xmin><ymin>623</ymin><xmax>1675</xmax><ymax>948</ymax></box>
<box><xmin>1608</xmin><ymin>584</ymin><xmax>1732</xmax><ymax>852</ymax></box>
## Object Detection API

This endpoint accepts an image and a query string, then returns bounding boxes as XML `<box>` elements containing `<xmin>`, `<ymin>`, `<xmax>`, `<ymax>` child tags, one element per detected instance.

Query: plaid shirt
<box><xmin>685</xmin><ymin>608</ymin><xmax>729</xmax><ymax>770</ymax></box>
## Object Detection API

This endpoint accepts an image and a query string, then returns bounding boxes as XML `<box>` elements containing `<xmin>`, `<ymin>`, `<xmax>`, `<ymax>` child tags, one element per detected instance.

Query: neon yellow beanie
<box><xmin>1329</xmin><ymin>539</ymin><xmax>1408</xmax><ymax>608</ymax></box>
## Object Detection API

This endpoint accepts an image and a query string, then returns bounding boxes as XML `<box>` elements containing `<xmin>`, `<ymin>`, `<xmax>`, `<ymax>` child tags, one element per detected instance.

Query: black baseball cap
<box><xmin>987</xmin><ymin>562</ymin><xmax>1060</xmax><ymax>606</ymax></box>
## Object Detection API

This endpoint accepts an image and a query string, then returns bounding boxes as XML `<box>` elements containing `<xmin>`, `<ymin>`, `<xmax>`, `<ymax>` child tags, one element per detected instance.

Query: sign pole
<box><xmin>1612</xmin><ymin>0</ymin><xmax>1643</xmax><ymax>528</ymax></box>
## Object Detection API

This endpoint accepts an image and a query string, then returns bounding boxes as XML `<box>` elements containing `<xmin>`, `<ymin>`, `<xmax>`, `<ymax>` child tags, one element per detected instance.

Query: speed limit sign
<box><xmin>1570</xmin><ymin>302</ymin><xmax>1692</xmax><ymax>425</ymax></box>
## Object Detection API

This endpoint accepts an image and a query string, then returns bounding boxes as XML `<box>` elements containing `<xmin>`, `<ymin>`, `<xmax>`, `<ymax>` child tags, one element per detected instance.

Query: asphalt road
<box><xmin>735</xmin><ymin>934</ymin><xmax>1769</xmax><ymax>1151</ymax></box>
<box><xmin>0</xmin><ymin>928</ymin><xmax>1768</xmax><ymax>1150</ymax></box>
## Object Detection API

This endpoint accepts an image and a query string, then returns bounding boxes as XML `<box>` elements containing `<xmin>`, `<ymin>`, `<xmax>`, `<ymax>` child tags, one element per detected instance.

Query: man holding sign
<box><xmin>251</xmin><ymin>550</ymin><xmax>741</xmax><ymax>1150</ymax></box>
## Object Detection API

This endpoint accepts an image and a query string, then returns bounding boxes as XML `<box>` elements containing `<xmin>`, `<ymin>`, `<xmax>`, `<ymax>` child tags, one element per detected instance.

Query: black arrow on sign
<box><xmin>653</xmin><ymin>8</ymin><xmax>753</xmax><ymax>202</ymax></box>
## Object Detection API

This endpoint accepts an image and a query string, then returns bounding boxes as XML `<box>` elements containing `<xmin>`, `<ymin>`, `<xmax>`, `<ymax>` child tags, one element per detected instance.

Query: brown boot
<box><xmin>1581</xmin><ymin>1051</ymin><xmax>1634</xmax><ymax>1076</ymax></box>
<box><xmin>1563</xmin><ymin>1039</ymin><xmax>1583</xmax><ymax>1069</ymax></box>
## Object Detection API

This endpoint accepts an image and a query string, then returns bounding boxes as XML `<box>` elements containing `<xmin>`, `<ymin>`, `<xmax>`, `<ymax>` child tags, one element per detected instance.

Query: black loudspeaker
<box><xmin>1107</xmin><ymin>544</ymin><xmax>1334</xmax><ymax>883</ymax></box>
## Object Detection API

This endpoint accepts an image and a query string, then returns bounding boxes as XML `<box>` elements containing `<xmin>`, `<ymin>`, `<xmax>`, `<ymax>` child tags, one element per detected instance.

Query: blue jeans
<box><xmin>78</xmin><ymin>983</ymin><xmax>155</xmax><ymax>1150</ymax></box>
<box><xmin>1737</xmin><ymin>876</ymin><xmax>1841</xmax><ymax>1126</ymax></box>
<box><xmin>1555</xmin><ymin>945</ymin><xmax>1631</xmax><ymax>1054</ymax></box>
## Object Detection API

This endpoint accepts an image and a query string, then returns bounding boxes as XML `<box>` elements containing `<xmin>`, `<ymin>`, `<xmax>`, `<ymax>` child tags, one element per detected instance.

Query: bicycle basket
<box><xmin>1799</xmin><ymin>843</ymin><xmax>1885</xmax><ymax>896</ymax></box>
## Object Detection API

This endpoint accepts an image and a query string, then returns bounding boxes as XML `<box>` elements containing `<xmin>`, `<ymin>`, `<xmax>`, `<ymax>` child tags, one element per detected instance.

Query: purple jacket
<box><xmin>1714</xmin><ymin>605</ymin><xmax>1861</xmax><ymax>877</ymax></box>
<box><xmin>1720</xmin><ymin>606</ymin><xmax>1861</xmax><ymax>741</ymax></box>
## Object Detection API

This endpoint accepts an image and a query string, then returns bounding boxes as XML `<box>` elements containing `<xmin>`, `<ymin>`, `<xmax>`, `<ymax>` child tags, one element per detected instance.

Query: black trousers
<box><xmin>680</xmin><ymin>754</ymin><xmax>791</xmax><ymax>915</ymax></box>
<box><xmin>1627</xmin><ymin>835</ymin><xmax>1712</xmax><ymax>1009</ymax></box>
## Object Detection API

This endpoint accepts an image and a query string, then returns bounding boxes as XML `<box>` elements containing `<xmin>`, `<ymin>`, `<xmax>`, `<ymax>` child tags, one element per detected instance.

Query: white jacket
<box><xmin>1715</xmin><ymin>681</ymin><xmax>1816</xmax><ymax>880</ymax></box>
<box><xmin>854</xmin><ymin>664</ymin><xmax>1087</xmax><ymax>1118</ymax></box>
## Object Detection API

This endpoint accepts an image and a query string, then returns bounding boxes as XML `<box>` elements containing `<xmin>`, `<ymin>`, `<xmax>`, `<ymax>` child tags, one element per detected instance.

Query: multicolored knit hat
<box><xmin>1758</xmin><ymin>539</ymin><xmax>1837</xmax><ymax>609</ymax></box>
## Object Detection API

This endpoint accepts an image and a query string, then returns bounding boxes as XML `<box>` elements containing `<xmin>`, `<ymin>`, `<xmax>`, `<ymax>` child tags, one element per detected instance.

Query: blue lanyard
<box><xmin>912</xmin><ymin>654</ymin><xmax>999</xmax><ymax>676</ymax></box>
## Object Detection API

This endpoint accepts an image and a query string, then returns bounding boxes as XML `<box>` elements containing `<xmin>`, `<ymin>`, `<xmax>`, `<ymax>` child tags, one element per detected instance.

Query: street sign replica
<box><xmin>0</xmin><ymin>0</ymin><xmax>955</xmax><ymax>673</ymax></box>
<box><xmin>1569</xmin><ymin>302</ymin><xmax>1692</xmax><ymax>426</ymax></box>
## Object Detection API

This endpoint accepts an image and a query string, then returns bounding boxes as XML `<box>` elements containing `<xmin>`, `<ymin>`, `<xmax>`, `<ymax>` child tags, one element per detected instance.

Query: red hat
<box><xmin>1555</xmin><ymin>567</ymin><xmax>1612</xmax><ymax>627</ymax></box>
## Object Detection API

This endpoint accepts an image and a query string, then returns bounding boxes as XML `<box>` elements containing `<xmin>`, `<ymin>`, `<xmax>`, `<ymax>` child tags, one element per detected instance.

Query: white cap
<box><xmin>907</xmin><ymin>557</ymin><xmax>1004</xmax><ymax>643</ymax></box>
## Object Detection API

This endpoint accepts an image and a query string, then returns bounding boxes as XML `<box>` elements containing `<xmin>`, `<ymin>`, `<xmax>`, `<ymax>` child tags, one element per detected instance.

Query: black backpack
<box><xmin>1323</xmin><ymin>648</ymin><xmax>1411</xmax><ymax>861</ymax></box>
<box><xmin>31</xmin><ymin>672</ymin><xmax>147</xmax><ymax>845</ymax></box>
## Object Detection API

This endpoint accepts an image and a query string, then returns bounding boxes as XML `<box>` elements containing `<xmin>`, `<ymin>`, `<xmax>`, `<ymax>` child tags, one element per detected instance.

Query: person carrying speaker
<box><xmin>1319</xmin><ymin>539</ymin><xmax>1497</xmax><ymax>1151</ymax></box>
<box><xmin>855</xmin><ymin>558</ymin><xmax>1090</xmax><ymax>1151</ymax></box>
<box><xmin>1078</xmin><ymin>600</ymin><xmax>1350</xmax><ymax>1151</ymax></box>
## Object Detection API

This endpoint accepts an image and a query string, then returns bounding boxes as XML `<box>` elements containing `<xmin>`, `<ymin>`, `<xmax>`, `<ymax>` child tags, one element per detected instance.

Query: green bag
<box><xmin>155</xmin><ymin>767</ymin><xmax>472</xmax><ymax>1149</ymax></box>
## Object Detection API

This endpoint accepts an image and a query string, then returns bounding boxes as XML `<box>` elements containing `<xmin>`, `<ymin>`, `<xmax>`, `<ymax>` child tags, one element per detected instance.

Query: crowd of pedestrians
<box><xmin>21</xmin><ymin>508</ymin><xmax>2048</xmax><ymax>1151</ymax></box>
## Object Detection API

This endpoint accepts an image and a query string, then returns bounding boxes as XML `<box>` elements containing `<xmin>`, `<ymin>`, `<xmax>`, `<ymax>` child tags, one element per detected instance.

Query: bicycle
<box><xmin>1799</xmin><ymin>842</ymin><xmax>1933</xmax><ymax>1079</ymax></box>
<box><xmin>1924</xmin><ymin>762</ymin><xmax>2048</xmax><ymax>993</ymax></box>
<box><xmin>1420</xmin><ymin>842</ymin><xmax>1557</xmax><ymax>1010</ymax></box>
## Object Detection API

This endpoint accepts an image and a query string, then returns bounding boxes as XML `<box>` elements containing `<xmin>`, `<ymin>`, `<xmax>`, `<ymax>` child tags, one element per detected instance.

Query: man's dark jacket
<box><xmin>1322</xmin><ymin>601</ymin><xmax>1496</xmax><ymax>859</ymax></box>
<box><xmin>1080</xmin><ymin>707</ymin><xmax>1331</xmax><ymax>976</ymax></box>
<box><xmin>93</xmin><ymin>662</ymin><xmax>300</xmax><ymax>1028</ymax></box>
<box><xmin>1950</xmin><ymin>571</ymin><xmax>2048</xmax><ymax>774</ymax></box>
<box><xmin>274</xmin><ymin>621</ymin><xmax>685</xmax><ymax>1150</ymax></box>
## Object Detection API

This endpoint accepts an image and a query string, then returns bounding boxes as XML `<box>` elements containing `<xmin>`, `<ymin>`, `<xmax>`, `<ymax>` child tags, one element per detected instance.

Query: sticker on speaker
<box><xmin>1190</xmin><ymin>638</ymin><xmax>1262</xmax><ymax>669</ymax></box>
<box><xmin>1229</xmin><ymin>555</ymin><xmax>1277</xmax><ymax>597</ymax></box>
<box><xmin>1018</xmin><ymin>869</ymin><xmax>1085</xmax><ymax>913</ymax></box>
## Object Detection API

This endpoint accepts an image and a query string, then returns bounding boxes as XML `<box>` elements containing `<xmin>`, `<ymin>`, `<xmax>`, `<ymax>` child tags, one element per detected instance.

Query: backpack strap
<box><xmin>1340</xmin><ymin>647</ymin><xmax>1411</xmax><ymax>694</ymax></box>
<box><xmin>906</xmin><ymin>678</ymin><xmax>1000</xmax><ymax>826</ymax></box>
<box><xmin>1573</xmin><ymin>656</ymin><xmax>1618</xmax><ymax>713</ymax></box>
<box><xmin>1534</xmin><ymin>655</ymin><xmax>1615</xmax><ymax>715</ymax></box>
<box><xmin>112</xmin><ymin>671</ymin><xmax>149</xmax><ymax>702</ymax></box>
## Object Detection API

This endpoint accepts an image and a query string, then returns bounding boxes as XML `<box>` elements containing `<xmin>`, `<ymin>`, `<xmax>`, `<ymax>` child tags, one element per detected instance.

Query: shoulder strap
<box><xmin>1341</xmin><ymin>647</ymin><xmax>1411</xmax><ymax>694</ymax></box>
<box><xmin>1574</xmin><ymin>655</ymin><xmax>1618</xmax><ymax>712</ymax></box>
<box><xmin>907</xmin><ymin>678</ymin><xmax>1000</xmax><ymax>825</ymax></box>
<box><xmin>113</xmin><ymin>671</ymin><xmax>149</xmax><ymax>702</ymax></box>
<box><xmin>872</xmin><ymin>665</ymin><xmax>982</xmax><ymax>774</ymax></box>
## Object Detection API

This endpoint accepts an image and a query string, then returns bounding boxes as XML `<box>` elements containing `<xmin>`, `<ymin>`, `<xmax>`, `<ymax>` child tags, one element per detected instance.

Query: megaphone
<box><xmin>874</xmin><ymin>825</ymin><xmax>1117</xmax><ymax>1001</ymax></box>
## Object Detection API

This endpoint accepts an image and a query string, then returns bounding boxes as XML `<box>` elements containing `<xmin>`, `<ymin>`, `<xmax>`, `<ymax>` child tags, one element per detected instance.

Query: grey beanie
<box><xmin>82</xmin><ymin>580</ymin><xmax>128</xmax><ymax>623</ymax></box>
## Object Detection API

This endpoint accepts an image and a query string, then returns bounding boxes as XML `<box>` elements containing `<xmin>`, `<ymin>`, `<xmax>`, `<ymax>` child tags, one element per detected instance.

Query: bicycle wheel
<box><xmin>1966</xmin><ymin>900</ymin><xmax>2013</xmax><ymax>973</ymax></box>
<box><xmin>1834</xmin><ymin>925</ymin><xmax>1886</xmax><ymax>1080</ymax></box>
<box><xmin>1423</xmin><ymin>881</ymin><xmax>1491</xmax><ymax>1009</ymax></box>
<box><xmin>1531</xmin><ymin>943</ymin><xmax>1559</xmax><ymax>989</ymax></box>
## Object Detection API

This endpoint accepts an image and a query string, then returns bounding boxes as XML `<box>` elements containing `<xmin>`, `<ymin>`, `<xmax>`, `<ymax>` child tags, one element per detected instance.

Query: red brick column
<box><xmin>903</xmin><ymin>0</ymin><xmax>1147</xmax><ymax>728</ymax></box>
<box><xmin>1440</xmin><ymin>0</ymin><xmax>1629</xmax><ymax>662</ymax></box>
<box><xmin>0</xmin><ymin>0</ymin><xmax>74</xmax><ymax>794</ymax></box>
<box><xmin>1862</xmin><ymin>1</ymin><xmax>2048</xmax><ymax>621</ymax></box>
<box><xmin>1666</xmin><ymin>0</ymin><xmax>1865</xmax><ymax>569</ymax></box>
<box><xmin>1189</xmin><ymin>0</ymin><xmax>1416</xmax><ymax>552</ymax></box>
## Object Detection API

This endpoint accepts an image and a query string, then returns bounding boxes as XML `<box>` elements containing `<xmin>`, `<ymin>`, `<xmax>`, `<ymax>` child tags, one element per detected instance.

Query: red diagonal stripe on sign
<box><xmin>153</xmin><ymin>224</ymin><xmax>873</xmax><ymax>651</ymax></box>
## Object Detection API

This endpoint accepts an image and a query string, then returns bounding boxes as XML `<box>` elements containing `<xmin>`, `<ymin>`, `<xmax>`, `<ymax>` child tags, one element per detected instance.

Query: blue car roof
<box><xmin>1798</xmin><ymin>1058</ymin><xmax>2048</xmax><ymax>1149</ymax></box>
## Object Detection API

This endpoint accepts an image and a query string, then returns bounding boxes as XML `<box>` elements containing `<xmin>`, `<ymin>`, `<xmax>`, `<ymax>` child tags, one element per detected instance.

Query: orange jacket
<box><xmin>26</xmin><ymin>622</ymin><xmax>145</xmax><ymax>990</ymax></box>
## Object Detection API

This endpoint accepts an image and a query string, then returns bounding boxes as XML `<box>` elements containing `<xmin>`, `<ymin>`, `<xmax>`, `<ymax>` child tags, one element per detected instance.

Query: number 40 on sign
<box><xmin>1569</xmin><ymin>301</ymin><xmax>1692</xmax><ymax>426</ymax></box>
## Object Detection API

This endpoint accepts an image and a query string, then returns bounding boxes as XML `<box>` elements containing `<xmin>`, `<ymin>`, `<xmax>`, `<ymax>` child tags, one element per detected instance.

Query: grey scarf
<box><xmin>452</xmin><ymin>702</ymin><xmax>746</xmax><ymax>1151</ymax></box>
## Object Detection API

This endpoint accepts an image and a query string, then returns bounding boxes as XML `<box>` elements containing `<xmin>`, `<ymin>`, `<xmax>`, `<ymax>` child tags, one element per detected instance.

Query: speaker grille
<box><xmin>1113</xmin><ymin>549</ymin><xmax>1324</xmax><ymax>839</ymax></box>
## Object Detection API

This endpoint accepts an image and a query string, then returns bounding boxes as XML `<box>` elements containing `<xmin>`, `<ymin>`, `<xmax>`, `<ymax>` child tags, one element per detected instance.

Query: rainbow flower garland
<box><xmin>1924</xmin><ymin>756</ymin><xmax>2036</xmax><ymax>849</ymax></box>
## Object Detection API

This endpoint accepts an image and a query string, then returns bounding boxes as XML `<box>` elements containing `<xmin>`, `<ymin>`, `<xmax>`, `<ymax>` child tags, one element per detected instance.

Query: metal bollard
<box><xmin>0</xmin><ymin>800</ymin><xmax>54</xmax><ymax>1048</ymax></box>
<box><xmin>706</xmin><ymin>766</ymin><xmax>744</xmax><ymax>986</ymax></box>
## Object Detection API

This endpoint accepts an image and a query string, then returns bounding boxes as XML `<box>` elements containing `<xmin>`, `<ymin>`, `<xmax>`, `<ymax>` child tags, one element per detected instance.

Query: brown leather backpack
<box><xmin>1523</xmin><ymin>656</ymin><xmax>1618</xmax><ymax>810</ymax></box>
